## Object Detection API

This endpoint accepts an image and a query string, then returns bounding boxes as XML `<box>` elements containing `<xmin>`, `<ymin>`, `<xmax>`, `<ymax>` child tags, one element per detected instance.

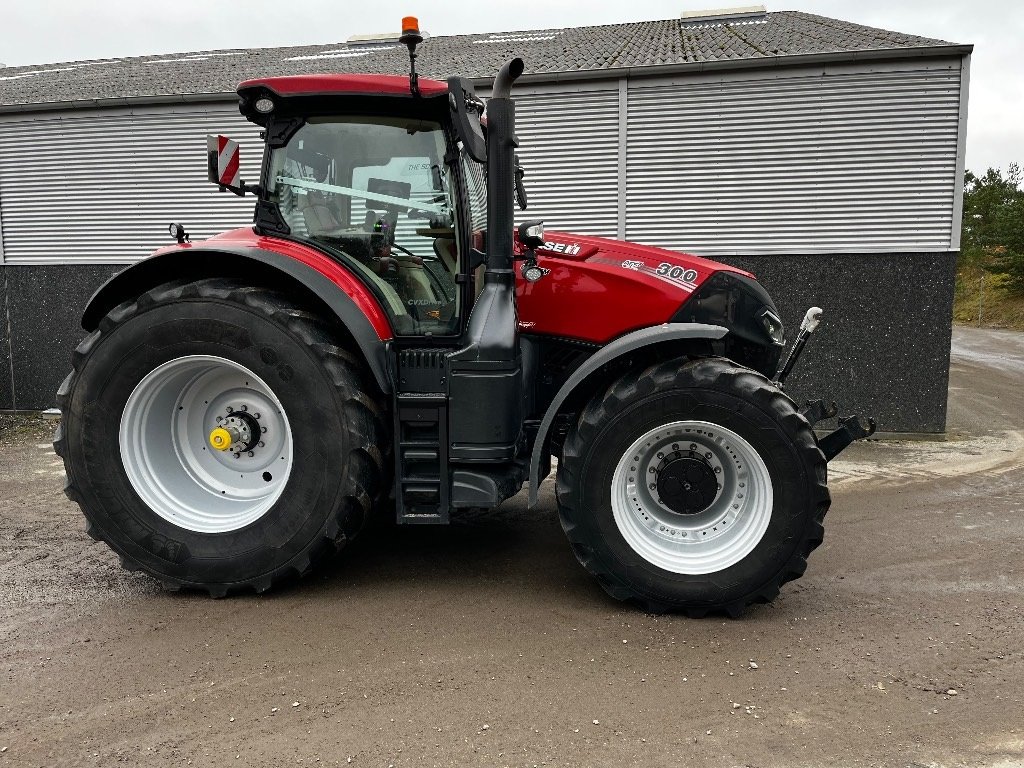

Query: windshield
<box><xmin>267</xmin><ymin>116</ymin><xmax>459</xmax><ymax>336</ymax></box>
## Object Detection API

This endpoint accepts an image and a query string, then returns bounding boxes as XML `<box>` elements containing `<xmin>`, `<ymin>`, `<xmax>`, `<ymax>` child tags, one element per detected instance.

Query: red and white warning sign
<box><xmin>206</xmin><ymin>134</ymin><xmax>240</xmax><ymax>188</ymax></box>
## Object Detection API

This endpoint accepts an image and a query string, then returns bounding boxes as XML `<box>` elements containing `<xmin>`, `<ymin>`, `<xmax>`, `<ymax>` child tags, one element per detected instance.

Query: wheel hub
<box><xmin>211</xmin><ymin>410</ymin><xmax>261</xmax><ymax>453</ymax></box>
<box><xmin>656</xmin><ymin>454</ymin><xmax>718</xmax><ymax>515</ymax></box>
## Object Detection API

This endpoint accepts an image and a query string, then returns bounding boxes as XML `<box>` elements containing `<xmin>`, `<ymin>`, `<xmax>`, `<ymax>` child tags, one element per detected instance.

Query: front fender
<box><xmin>82</xmin><ymin>243</ymin><xmax>395</xmax><ymax>394</ymax></box>
<box><xmin>527</xmin><ymin>322</ymin><xmax>728</xmax><ymax>507</ymax></box>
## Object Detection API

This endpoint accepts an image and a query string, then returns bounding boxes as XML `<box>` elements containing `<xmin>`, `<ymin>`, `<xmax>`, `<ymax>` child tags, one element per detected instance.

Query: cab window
<box><xmin>267</xmin><ymin>116</ymin><xmax>459</xmax><ymax>336</ymax></box>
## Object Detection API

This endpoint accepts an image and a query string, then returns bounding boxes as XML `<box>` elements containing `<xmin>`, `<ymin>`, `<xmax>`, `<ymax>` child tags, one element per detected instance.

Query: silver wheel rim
<box><xmin>611</xmin><ymin>420</ymin><xmax>773</xmax><ymax>575</ymax></box>
<box><xmin>119</xmin><ymin>355</ymin><xmax>293</xmax><ymax>534</ymax></box>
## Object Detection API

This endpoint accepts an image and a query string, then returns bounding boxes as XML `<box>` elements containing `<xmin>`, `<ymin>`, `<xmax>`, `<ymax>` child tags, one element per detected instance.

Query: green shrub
<box><xmin>961</xmin><ymin>164</ymin><xmax>1024</xmax><ymax>296</ymax></box>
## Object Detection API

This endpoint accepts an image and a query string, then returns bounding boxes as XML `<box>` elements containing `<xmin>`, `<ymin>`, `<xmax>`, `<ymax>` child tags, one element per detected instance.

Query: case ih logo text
<box><xmin>538</xmin><ymin>241</ymin><xmax>582</xmax><ymax>256</ymax></box>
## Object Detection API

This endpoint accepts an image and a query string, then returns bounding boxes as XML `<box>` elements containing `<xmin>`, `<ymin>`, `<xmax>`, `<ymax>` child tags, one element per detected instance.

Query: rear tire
<box><xmin>54</xmin><ymin>278</ymin><xmax>389</xmax><ymax>596</ymax></box>
<box><xmin>556</xmin><ymin>357</ymin><xmax>829</xmax><ymax>616</ymax></box>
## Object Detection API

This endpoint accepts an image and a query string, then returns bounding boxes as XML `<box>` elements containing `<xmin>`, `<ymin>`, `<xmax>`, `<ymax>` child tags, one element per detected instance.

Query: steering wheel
<box><xmin>389</xmin><ymin>242</ymin><xmax>422</xmax><ymax>261</ymax></box>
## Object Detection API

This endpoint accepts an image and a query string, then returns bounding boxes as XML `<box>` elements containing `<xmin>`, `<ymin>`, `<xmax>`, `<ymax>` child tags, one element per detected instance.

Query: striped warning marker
<box><xmin>206</xmin><ymin>134</ymin><xmax>240</xmax><ymax>188</ymax></box>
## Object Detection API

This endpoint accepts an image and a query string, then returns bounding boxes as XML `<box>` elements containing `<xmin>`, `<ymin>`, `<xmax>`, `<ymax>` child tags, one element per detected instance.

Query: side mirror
<box><xmin>514</xmin><ymin>154</ymin><xmax>528</xmax><ymax>211</ymax></box>
<box><xmin>206</xmin><ymin>135</ymin><xmax>245</xmax><ymax>194</ymax></box>
<box><xmin>446</xmin><ymin>77</ymin><xmax>487</xmax><ymax>163</ymax></box>
<box><xmin>518</xmin><ymin>220</ymin><xmax>545</xmax><ymax>251</ymax></box>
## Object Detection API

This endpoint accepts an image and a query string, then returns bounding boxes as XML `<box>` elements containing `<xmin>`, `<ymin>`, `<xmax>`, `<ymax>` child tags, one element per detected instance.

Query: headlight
<box><xmin>672</xmin><ymin>271</ymin><xmax>786</xmax><ymax>350</ymax></box>
<box><xmin>759</xmin><ymin>309</ymin><xmax>785</xmax><ymax>346</ymax></box>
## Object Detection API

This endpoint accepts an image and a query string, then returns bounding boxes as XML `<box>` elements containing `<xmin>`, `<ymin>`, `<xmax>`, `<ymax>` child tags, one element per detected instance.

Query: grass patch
<box><xmin>953</xmin><ymin>269</ymin><xmax>1024</xmax><ymax>330</ymax></box>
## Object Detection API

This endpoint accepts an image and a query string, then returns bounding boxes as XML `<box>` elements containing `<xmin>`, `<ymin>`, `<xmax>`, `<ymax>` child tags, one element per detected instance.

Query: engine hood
<box><xmin>514</xmin><ymin>230</ymin><xmax>755</xmax><ymax>344</ymax></box>
<box><xmin>528</xmin><ymin>231</ymin><xmax>751</xmax><ymax>278</ymax></box>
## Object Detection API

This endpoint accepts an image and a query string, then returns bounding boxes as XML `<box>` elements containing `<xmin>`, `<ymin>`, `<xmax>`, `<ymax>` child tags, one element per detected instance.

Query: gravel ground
<box><xmin>1</xmin><ymin>326</ymin><xmax>1022</xmax><ymax>768</ymax></box>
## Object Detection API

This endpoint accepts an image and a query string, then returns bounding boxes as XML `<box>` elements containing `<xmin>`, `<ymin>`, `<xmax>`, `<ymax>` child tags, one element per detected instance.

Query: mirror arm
<box><xmin>219</xmin><ymin>181</ymin><xmax>263</xmax><ymax>198</ymax></box>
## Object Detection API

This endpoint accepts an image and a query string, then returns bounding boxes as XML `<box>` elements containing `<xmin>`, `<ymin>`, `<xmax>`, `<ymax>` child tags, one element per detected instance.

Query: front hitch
<box><xmin>774</xmin><ymin>306</ymin><xmax>877</xmax><ymax>461</ymax></box>
<box><xmin>818</xmin><ymin>415</ymin><xmax>877</xmax><ymax>461</ymax></box>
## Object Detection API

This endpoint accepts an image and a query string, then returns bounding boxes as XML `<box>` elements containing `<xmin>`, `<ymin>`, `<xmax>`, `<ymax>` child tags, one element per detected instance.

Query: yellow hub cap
<box><xmin>208</xmin><ymin>427</ymin><xmax>234</xmax><ymax>451</ymax></box>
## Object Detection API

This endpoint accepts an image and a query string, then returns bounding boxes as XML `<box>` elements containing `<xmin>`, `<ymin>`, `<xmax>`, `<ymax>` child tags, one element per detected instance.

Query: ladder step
<box><xmin>398</xmin><ymin>512</ymin><xmax>448</xmax><ymax>525</ymax></box>
<box><xmin>394</xmin><ymin>350</ymin><xmax>450</xmax><ymax>525</ymax></box>
<box><xmin>403</xmin><ymin>448</ymin><xmax>439</xmax><ymax>461</ymax></box>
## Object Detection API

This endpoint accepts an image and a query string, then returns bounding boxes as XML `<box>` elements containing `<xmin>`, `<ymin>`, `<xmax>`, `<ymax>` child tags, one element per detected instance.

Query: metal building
<box><xmin>0</xmin><ymin>8</ymin><xmax>971</xmax><ymax>433</ymax></box>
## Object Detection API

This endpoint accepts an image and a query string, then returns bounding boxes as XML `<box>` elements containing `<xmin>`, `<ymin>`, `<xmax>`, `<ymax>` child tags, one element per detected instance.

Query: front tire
<box><xmin>556</xmin><ymin>357</ymin><xmax>829</xmax><ymax>616</ymax></box>
<box><xmin>54</xmin><ymin>278</ymin><xmax>389</xmax><ymax>596</ymax></box>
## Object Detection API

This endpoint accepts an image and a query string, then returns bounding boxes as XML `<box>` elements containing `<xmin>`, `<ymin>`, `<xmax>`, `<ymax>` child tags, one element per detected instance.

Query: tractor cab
<box><xmin>230</xmin><ymin>73</ymin><xmax>485</xmax><ymax>340</ymax></box>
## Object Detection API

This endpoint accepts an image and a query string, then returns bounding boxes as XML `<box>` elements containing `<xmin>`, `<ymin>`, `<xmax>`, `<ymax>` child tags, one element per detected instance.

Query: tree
<box><xmin>961</xmin><ymin>164</ymin><xmax>1024</xmax><ymax>295</ymax></box>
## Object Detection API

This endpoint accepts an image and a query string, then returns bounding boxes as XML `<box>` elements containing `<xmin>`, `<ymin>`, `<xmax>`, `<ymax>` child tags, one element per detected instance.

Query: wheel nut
<box><xmin>240</xmin><ymin>405</ymin><xmax>248</xmax><ymax>411</ymax></box>
<box><xmin>233</xmin><ymin>452</ymin><xmax>241</xmax><ymax>459</ymax></box>
<box><xmin>248</xmin><ymin>451</ymin><xmax>254</xmax><ymax>457</ymax></box>
<box><xmin>254</xmin><ymin>413</ymin><xmax>261</xmax><ymax>419</ymax></box>
<box><xmin>216</xmin><ymin>416</ymin><xmax>223</xmax><ymax>422</ymax></box>
<box><xmin>259</xmin><ymin>441</ymin><xmax>265</xmax><ymax>448</ymax></box>
<box><xmin>226</xmin><ymin>406</ymin><xmax>233</xmax><ymax>413</ymax></box>
<box><xmin>261</xmin><ymin>427</ymin><xmax>267</xmax><ymax>434</ymax></box>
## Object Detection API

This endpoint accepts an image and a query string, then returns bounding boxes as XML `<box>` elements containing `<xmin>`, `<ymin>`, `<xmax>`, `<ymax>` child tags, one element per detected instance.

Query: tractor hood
<box><xmin>523</xmin><ymin>231</ymin><xmax>750</xmax><ymax>277</ymax></box>
<box><xmin>515</xmin><ymin>231</ymin><xmax>770</xmax><ymax>347</ymax></box>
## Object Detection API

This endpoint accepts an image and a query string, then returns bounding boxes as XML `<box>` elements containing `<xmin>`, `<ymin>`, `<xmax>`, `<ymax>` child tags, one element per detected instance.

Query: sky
<box><xmin>0</xmin><ymin>1</ymin><xmax>1020</xmax><ymax>172</ymax></box>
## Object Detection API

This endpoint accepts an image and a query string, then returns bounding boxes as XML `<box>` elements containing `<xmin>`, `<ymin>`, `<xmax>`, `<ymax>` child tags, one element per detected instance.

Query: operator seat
<box><xmin>300</xmin><ymin>190</ymin><xmax>342</xmax><ymax>236</ymax></box>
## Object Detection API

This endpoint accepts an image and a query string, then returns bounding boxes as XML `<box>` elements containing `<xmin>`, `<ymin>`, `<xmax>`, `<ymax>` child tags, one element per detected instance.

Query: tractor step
<box><xmin>393</xmin><ymin>349</ymin><xmax>450</xmax><ymax>525</ymax></box>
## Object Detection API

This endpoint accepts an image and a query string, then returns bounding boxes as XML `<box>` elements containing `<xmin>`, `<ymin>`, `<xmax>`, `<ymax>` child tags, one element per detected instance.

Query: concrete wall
<box><xmin>0</xmin><ymin>264</ymin><xmax>123</xmax><ymax>411</ymax></box>
<box><xmin>719</xmin><ymin>252</ymin><xmax>958</xmax><ymax>434</ymax></box>
<box><xmin>0</xmin><ymin>254</ymin><xmax>957</xmax><ymax>433</ymax></box>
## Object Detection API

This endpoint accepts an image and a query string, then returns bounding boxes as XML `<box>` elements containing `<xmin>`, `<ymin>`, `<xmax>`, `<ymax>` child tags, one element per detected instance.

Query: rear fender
<box><xmin>527</xmin><ymin>322</ymin><xmax>728</xmax><ymax>507</ymax></box>
<box><xmin>81</xmin><ymin>244</ymin><xmax>394</xmax><ymax>394</ymax></box>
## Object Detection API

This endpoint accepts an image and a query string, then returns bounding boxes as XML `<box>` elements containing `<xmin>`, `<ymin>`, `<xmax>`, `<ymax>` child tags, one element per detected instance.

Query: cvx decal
<box><xmin>593</xmin><ymin>257</ymin><xmax>701</xmax><ymax>293</ymax></box>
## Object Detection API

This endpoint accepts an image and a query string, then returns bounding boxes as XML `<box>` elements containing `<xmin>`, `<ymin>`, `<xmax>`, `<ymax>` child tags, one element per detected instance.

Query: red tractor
<box><xmin>54</xmin><ymin>21</ymin><xmax>874</xmax><ymax>615</ymax></box>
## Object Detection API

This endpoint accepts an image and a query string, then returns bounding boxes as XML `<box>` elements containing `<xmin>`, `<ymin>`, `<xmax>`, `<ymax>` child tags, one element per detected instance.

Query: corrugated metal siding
<box><xmin>0</xmin><ymin>104</ymin><xmax>260</xmax><ymax>264</ymax></box>
<box><xmin>626</xmin><ymin>65</ymin><xmax>962</xmax><ymax>253</ymax></box>
<box><xmin>0</xmin><ymin>61</ymin><xmax>964</xmax><ymax>265</ymax></box>
<box><xmin>513</xmin><ymin>88</ymin><xmax>619</xmax><ymax>237</ymax></box>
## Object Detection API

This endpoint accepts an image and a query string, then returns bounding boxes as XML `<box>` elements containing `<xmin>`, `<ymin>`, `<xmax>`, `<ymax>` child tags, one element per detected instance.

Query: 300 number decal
<box><xmin>656</xmin><ymin>263</ymin><xmax>698</xmax><ymax>283</ymax></box>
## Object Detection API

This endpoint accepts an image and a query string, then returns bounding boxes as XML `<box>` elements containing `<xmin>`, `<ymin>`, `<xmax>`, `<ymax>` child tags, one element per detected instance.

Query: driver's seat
<box><xmin>300</xmin><ymin>190</ymin><xmax>342</xmax><ymax>235</ymax></box>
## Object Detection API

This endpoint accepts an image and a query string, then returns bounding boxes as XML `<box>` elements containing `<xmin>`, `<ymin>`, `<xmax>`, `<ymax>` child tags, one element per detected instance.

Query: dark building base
<box><xmin>0</xmin><ymin>252</ymin><xmax>957</xmax><ymax>433</ymax></box>
<box><xmin>1</xmin><ymin>263</ymin><xmax>125</xmax><ymax>412</ymax></box>
<box><xmin>717</xmin><ymin>252</ymin><xmax>957</xmax><ymax>434</ymax></box>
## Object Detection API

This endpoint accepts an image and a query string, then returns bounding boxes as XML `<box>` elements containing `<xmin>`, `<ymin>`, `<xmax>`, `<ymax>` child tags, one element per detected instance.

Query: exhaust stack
<box><xmin>484</xmin><ymin>57</ymin><xmax>524</xmax><ymax>274</ymax></box>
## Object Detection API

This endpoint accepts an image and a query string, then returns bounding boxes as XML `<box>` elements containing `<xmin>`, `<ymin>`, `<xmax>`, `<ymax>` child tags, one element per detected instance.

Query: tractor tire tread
<box><xmin>55</xmin><ymin>277</ymin><xmax>389</xmax><ymax>597</ymax></box>
<box><xmin>556</xmin><ymin>356</ymin><xmax>830</xmax><ymax>617</ymax></box>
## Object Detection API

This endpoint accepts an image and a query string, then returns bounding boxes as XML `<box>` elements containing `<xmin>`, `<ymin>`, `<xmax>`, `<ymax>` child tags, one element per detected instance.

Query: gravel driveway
<box><xmin>1</xmin><ymin>325</ymin><xmax>1022</xmax><ymax>767</ymax></box>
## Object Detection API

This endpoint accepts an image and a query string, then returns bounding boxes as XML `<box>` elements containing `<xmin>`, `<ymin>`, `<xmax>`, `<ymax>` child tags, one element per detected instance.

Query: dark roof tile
<box><xmin>0</xmin><ymin>11</ymin><xmax>961</xmax><ymax>108</ymax></box>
